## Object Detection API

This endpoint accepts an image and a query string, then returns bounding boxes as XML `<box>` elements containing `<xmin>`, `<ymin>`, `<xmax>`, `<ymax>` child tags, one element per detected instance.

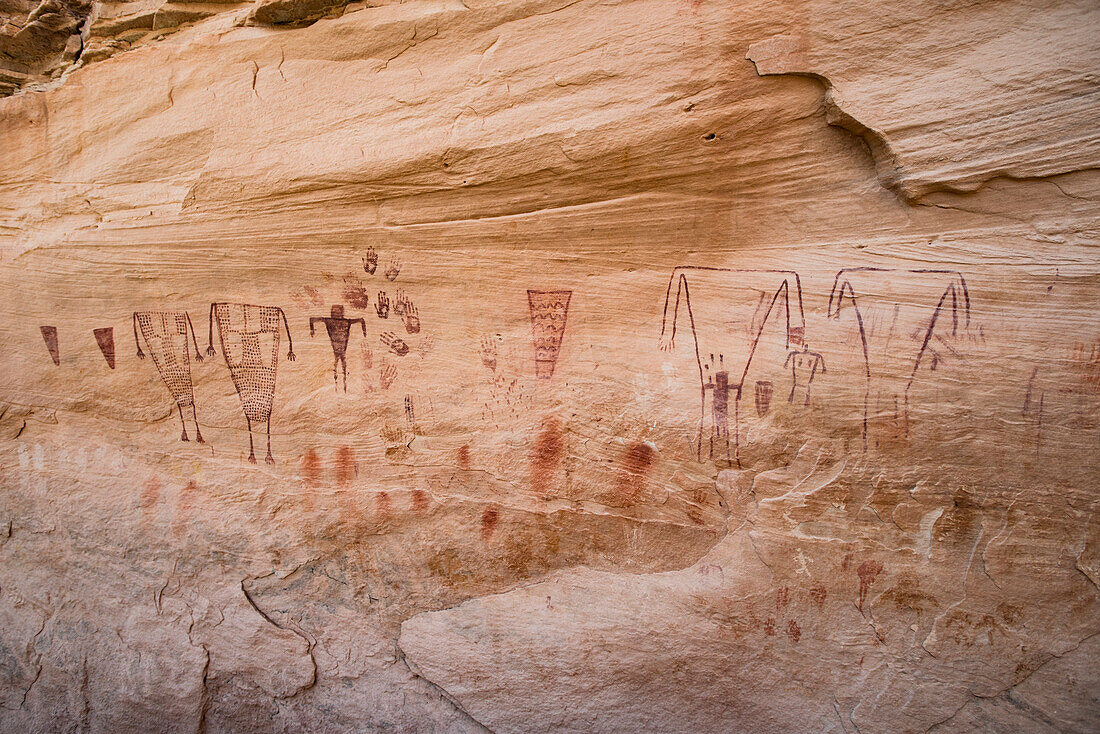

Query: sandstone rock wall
<box><xmin>0</xmin><ymin>1</ymin><xmax>1097</xmax><ymax>732</ymax></box>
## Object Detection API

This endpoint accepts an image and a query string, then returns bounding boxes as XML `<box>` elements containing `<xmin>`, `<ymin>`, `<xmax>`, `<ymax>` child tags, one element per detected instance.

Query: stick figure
<box><xmin>310</xmin><ymin>304</ymin><xmax>366</xmax><ymax>392</ymax></box>
<box><xmin>702</xmin><ymin>353</ymin><xmax>739</xmax><ymax>463</ymax></box>
<box><xmin>659</xmin><ymin>267</ymin><xmax>805</xmax><ymax>466</ymax></box>
<box><xmin>785</xmin><ymin>345</ymin><xmax>827</xmax><ymax>406</ymax></box>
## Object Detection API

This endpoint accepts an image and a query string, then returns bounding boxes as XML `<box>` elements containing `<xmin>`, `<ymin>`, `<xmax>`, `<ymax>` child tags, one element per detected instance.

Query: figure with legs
<box><xmin>785</xmin><ymin>344</ymin><xmax>827</xmax><ymax>406</ymax></box>
<box><xmin>828</xmin><ymin>268</ymin><xmax>970</xmax><ymax>448</ymax></box>
<box><xmin>659</xmin><ymin>267</ymin><xmax>806</xmax><ymax>466</ymax></box>
<box><xmin>207</xmin><ymin>303</ymin><xmax>295</xmax><ymax>464</ymax></box>
<box><xmin>310</xmin><ymin>304</ymin><xmax>366</xmax><ymax>392</ymax></box>
<box><xmin>134</xmin><ymin>311</ymin><xmax>206</xmax><ymax>443</ymax></box>
<box><xmin>701</xmin><ymin>353</ymin><xmax>740</xmax><ymax>463</ymax></box>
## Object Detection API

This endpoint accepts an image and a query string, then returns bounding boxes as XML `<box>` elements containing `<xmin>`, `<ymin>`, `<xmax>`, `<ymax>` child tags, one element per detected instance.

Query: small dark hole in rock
<box><xmin>703</xmin><ymin>133</ymin><xmax>717</xmax><ymax>141</ymax></box>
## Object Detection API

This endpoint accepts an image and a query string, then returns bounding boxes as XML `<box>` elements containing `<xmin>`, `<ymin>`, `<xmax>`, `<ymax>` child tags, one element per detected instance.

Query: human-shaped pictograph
<box><xmin>310</xmin><ymin>304</ymin><xmax>366</xmax><ymax>392</ymax></box>
<box><xmin>206</xmin><ymin>302</ymin><xmax>295</xmax><ymax>464</ymax></box>
<box><xmin>828</xmin><ymin>268</ymin><xmax>971</xmax><ymax>448</ymax></box>
<box><xmin>659</xmin><ymin>267</ymin><xmax>806</xmax><ymax>466</ymax></box>
<box><xmin>785</xmin><ymin>344</ymin><xmax>827</xmax><ymax>406</ymax></box>
<box><xmin>133</xmin><ymin>311</ymin><xmax>206</xmax><ymax>443</ymax></box>
<box><xmin>700</xmin><ymin>353</ymin><xmax>738</xmax><ymax>463</ymax></box>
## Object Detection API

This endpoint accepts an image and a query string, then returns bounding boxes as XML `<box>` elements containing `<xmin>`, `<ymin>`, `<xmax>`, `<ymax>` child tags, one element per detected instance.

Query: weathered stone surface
<box><xmin>0</xmin><ymin>0</ymin><xmax>1097</xmax><ymax>731</ymax></box>
<box><xmin>0</xmin><ymin>0</ymin><xmax>91</xmax><ymax>95</ymax></box>
<box><xmin>745</xmin><ymin>0</ymin><xmax>1100</xmax><ymax>200</ymax></box>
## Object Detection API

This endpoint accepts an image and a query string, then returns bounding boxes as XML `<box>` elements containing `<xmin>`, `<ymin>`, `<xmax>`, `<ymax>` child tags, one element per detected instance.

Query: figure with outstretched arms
<box><xmin>310</xmin><ymin>304</ymin><xmax>366</xmax><ymax>392</ymax></box>
<box><xmin>658</xmin><ymin>266</ymin><xmax>806</xmax><ymax>465</ymax></box>
<box><xmin>134</xmin><ymin>310</ymin><xmax>206</xmax><ymax>443</ymax></box>
<box><xmin>207</xmin><ymin>302</ymin><xmax>295</xmax><ymax>464</ymax></box>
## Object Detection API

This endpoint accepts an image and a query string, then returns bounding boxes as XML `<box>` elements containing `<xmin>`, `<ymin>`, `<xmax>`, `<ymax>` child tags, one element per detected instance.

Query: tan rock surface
<box><xmin>0</xmin><ymin>0</ymin><xmax>1097</xmax><ymax>731</ymax></box>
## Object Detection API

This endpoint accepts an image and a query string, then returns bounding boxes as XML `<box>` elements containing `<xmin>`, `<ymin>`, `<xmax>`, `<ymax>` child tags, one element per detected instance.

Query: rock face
<box><xmin>0</xmin><ymin>1</ymin><xmax>1097</xmax><ymax>732</ymax></box>
<box><xmin>0</xmin><ymin>0</ymin><xmax>90</xmax><ymax>95</ymax></box>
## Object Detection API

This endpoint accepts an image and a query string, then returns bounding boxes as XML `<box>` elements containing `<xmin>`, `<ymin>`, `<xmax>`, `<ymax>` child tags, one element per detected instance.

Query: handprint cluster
<box><xmin>354</xmin><ymin>246</ymin><xmax>427</xmax><ymax>393</ymax></box>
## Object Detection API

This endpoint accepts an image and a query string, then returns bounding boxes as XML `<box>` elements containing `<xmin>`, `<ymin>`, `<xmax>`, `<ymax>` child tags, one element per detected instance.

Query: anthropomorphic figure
<box><xmin>659</xmin><ymin>267</ymin><xmax>806</xmax><ymax>466</ymax></box>
<box><xmin>828</xmin><ymin>268</ymin><xmax>970</xmax><ymax>447</ymax></box>
<box><xmin>701</xmin><ymin>353</ymin><xmax>739</xmax><ymax>463</ymax></box>
<box><xmin>785</xmin><ymin>346</ymin><xmax>827</xmax><ymax>406</ymax></box>
<box><xmin>207</xmin><ymin>303</ymin><xmax>295</xmax><ymax>464</ymax></box>
<box><xmin>310</xmin><ymin>304</ymin><xmax>366</xmax><ymax>392</ymax></box>
<box><xmin>133</xmin><ymin>311</ymin><xmax>205</xmax><ymax>442</ymax></box>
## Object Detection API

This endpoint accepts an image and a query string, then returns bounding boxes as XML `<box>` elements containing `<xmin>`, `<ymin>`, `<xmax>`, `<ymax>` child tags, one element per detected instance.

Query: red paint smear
<box><xmin>809</xmin><ymin>583</ymin><xmax>827</xmax><ymax>609</ymax></box>
<box><xmin>841</xmin><ymin>553</ymin><xmax>853</xmax><ymax>571</ymax></box>
<box><xmin>301</xmin><ymin>449</ymin><xmax>323</xmax><ymax>485</ymax></box>
<box><xmin>299</xmin><ymin>449</ymin><xmax>321</xmax><ymax>516</ymax></box>
<box><xmin>376</xmin><ymin>491</ymin><xmax>391</xmax><ymax>518</ymax></box>
<box><xmin>457</xmin><ymin>444</ymin><xmax>471</xmax><ymax>471</ymax></box>
<box><xmin>763</xmin><ymin>618</ymin><xmax>776</xmax><ymax>636</ymax></box>
<box><xmin>481</xmin><ymin>505</ymin><xmax>499</xmax><ymax>542</ymax></box>
<box><xmin>857</xmin><ymin>560</ymin><xmax>884</xmax><ymax>611</ymax></box>
<box><xmin>172</xmin><ymin>480</ymin><xmax>199</xmax><ymax>537</ymax></box>
<box><xmin>530</xmin><ymin>417</ymin><xmax>563</xmax><ymax>498</ymax></box>
<box><xmin>615</xmin><ymin>441</ymin><xmax>656</xmax><ymax>504</ymax></box>
<box><xmin>140</xmin><ymin>478</ymin><xmax>161</xmax><ymax>524</ymax></box>
<box><xmin>786</xmin><ymin>620</ymin><xmax>801</xmax><ymax>643</ymax></box>
<box><xmin>334</xmin><ymin>445</ymin><xmax>357</xmax><ymax>485</ymax></box>
<box><xmin>411</xmin><ymin>489</ymin><xmax>429</xmax><ymax>512</ymax></box>
<box><xmin>776</xmin><ymin>587</ymin><xmax>790</xmax><ymax>611</ymax></box>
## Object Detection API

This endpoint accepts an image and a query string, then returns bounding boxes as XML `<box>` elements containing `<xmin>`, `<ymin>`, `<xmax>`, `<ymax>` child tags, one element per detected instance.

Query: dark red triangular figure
<box><xmin>94</xmin><ymin>327</ymin><xmax>116</xmax><ymax>369</ymax></box>
<box><xmin>40</xmin><ymin>326</ymin><xmax>59</xmax><ymax>366</ymax></box>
